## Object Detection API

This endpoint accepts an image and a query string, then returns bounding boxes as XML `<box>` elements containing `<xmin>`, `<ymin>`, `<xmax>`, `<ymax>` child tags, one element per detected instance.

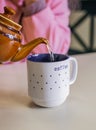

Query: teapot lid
<box><xmin>0</xmin><ymin>6</ymin><xmax>22</xmax><ymax>31</ymax></box>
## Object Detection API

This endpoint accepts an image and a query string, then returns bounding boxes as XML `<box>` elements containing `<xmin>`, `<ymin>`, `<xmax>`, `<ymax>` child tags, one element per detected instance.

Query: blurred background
<box><xmin>69</xmin><ymin>0</ymin><xmax>96</xmax><ymax>55</ymax></box>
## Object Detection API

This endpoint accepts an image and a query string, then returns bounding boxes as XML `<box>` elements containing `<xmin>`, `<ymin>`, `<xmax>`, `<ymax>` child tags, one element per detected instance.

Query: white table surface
<box><xmin>0</xmin><ymin>53</ymin><xmax>96</xmax><ymax>130</ymax></box>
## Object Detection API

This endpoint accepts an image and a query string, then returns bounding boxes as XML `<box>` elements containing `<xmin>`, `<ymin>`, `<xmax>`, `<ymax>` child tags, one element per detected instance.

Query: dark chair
<box><xmin>69</xmin><ymin>0</ymin><xmax>96</xmax><ymax>55</ymax></box>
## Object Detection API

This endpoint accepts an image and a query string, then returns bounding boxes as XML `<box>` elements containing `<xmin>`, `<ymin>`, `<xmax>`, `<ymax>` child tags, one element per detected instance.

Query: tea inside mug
<box><xmin>27</xmin><ymin>54</ymin><xmax>69</xmax><ymax>62</ymax></box>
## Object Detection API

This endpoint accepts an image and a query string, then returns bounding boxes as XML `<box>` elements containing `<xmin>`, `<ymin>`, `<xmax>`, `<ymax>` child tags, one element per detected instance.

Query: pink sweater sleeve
<box><xmin>22</xmin><ymin>0</ymin><xmax>71</xmax><ymax>54</ymax></box>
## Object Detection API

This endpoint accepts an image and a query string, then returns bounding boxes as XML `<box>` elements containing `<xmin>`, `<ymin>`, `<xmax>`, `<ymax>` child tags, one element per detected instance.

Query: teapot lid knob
<box><xmin>3</xmin><ymin>6</ymin><xmax>16</xmax><ymax>19</ymax></box>
<box><xmin>0</xmin><ymin>6</ymin><xmax>22</xmax><ymax>31</ymax></box>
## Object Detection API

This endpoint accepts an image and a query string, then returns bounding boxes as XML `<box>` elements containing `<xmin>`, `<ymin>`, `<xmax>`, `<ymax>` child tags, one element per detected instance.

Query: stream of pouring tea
<box><xmin>46</xmin><ymin>44</ymin><xmax>55</xmax><ymax>62</ymax></box>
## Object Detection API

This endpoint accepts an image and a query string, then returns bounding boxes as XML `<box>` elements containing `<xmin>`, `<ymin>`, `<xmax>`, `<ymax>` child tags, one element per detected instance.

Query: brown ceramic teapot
<box><xmin>0</xmin><ymin>6</ymin><xmax>48</xmax><ymax>63</ymax></box>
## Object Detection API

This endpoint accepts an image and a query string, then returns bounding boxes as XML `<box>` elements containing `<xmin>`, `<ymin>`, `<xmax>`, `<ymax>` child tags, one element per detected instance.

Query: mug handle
<box><xmin>69</xmin><ymin>57</ymin><xmax>78</xmax><ymax>85</ymax></box>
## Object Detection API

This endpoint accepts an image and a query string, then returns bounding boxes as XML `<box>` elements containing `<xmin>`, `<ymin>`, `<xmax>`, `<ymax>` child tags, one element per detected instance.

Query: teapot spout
<box><xmin>11</xmin><ymin>37</ymin><xmax>49</xmax><ymax>62</ymax></box>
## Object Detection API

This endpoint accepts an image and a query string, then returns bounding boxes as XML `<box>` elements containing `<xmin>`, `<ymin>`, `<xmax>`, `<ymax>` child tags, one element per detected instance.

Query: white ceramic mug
<box><xmin>27</xmin><ymin>54</ymin><xmax>78</xmax><ymax>107</ymax></box>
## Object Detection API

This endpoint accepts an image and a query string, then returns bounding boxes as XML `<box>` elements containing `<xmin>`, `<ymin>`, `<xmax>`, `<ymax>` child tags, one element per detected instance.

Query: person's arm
<box><xmin>23</xmin><ymin>0</ymin><xmax>47</xmax><ymax>16</ymax></box>
<box><xmin>22</xmin><ymin>0</ymin><xmax>71</xmax><ymax>54</ymax></box>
